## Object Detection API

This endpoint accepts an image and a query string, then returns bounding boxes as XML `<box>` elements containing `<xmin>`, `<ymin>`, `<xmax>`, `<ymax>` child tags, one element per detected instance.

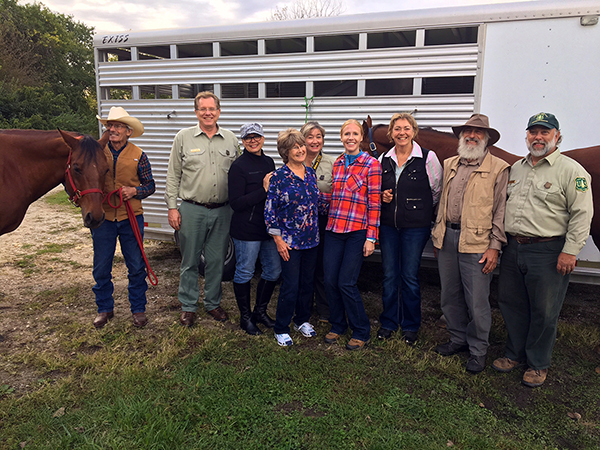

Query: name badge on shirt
<box><xmin>190</xmin><ymin>148</ymin><xmax>202</xmax><ymax>153</ymax></box>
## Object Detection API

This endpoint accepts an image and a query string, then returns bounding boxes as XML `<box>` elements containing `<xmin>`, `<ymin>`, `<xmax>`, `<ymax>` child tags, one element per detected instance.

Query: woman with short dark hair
<box><xmin>264</xmin><ymin>128</ymin><xmax>321</xmax><ymax>347</ymax></box>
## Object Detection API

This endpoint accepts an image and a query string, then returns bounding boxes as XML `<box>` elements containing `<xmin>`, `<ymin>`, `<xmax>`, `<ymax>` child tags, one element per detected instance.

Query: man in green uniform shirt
<box><xmin>165</xmin><ymin>92</ymin><xmax>239</xmax><ymax>327</ymax></box>
<box><xmin>493</xmin><ymin>113</ymin><xmax>593</xmax><ymax>387</ymax></box>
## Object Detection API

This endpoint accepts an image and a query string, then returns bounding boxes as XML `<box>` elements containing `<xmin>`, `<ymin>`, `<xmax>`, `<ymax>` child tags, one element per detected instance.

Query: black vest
<box><xmin>380</xmin><ymin>148</ymin><xmax>434</xmax><ymax>228</ymax></box>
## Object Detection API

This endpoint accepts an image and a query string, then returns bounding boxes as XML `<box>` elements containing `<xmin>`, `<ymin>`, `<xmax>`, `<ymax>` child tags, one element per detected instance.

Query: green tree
<box><xmin>0</xmin><ymin>0</ymin><xmax>97</xmax><ymax>135</ymax></box>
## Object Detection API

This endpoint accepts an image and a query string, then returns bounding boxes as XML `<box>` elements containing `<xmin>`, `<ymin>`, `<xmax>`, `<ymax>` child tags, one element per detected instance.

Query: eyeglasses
<box><xmin>243</xmin><ymin>135</ymin><xmax>263</xmax><ymax>142</ymax></box>
<box><xmin>105</xmin><ymin>123</ymin><xmax>128</xmax><ymax>130</ymax></box>
<box><xmin>197</xmin><ymin>107</ymin><xmax>219</xmax><ymax>113</ymax></box>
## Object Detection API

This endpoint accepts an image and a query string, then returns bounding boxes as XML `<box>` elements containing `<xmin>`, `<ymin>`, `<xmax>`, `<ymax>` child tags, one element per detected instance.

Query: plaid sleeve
<box><xmin>366</xmin><ymin>158</ymin><xmax>382</xmax><ymax>241</ymax></box>
<box><xmin>135</xmin><ymin>152</ymin><xmax>156</xmax><ymax>200</ymax></box>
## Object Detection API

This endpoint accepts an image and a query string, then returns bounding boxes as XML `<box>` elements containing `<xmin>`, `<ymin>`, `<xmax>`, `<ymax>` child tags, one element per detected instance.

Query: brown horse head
<box><xmin>59</xmin><ymin>129</ymin><xmax>109</xmax><ymax>229</ymax></box>
<box><xmin>361</xmin><ymin>115</ymin><xmax>392</xmax><ymax>158</ymax></box>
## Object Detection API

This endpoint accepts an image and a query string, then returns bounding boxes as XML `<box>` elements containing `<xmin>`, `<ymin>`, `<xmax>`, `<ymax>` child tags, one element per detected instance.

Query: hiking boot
<box><xmin>522</xmin><ymin>368</ymin><xmax>548</xmax><ymax>388</ymax></box>
<box><xmin>492</xmin><ymin>357</ymin><xmax>524</xmax><ymax>373</ymax></box>
<box><xmin>346</xmin><ymin>338</ymin><xmax>369</xmax><ymax>351</ymax></box>
<box><xmin>435</xmin><ymin>341</ymin><xmax>469</xmax><ymax>356</ymax></box>
<box><xmin>324</xmin><ymin>332</ymin><xmax>340</xmax><ymax>344</ymax></box>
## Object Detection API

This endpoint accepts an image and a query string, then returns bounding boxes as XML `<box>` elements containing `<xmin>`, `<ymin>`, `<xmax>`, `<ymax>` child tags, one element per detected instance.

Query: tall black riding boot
<box><xmin>233</xmin><ymin>281</ymin><xmax>262</xmax><ymax>335</ymax></box>
<box><xmin>252</xmin><ymin>278</ymin><xmax>277</xmax><ymax>328</ymax></box>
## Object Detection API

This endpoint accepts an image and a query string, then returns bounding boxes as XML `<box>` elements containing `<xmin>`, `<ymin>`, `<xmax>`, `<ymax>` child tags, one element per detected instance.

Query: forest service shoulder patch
<box><xmin>575</xmin><ymin>177</ymin><xmax>588</xmax><ymax>192</ymax></box>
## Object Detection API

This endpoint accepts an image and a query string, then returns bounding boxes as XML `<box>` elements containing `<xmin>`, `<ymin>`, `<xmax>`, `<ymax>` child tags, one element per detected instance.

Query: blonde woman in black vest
<box><xmin>378</xmin><ymin>113</ymin><xmax>442</xmax><ymax>345</ymax></box>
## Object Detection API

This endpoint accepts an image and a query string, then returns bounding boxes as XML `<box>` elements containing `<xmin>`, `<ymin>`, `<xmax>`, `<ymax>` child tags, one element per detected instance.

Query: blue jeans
<box><xmin>274</xmin><ymin>247</ymin><xmax>318</xmax><ymax>334</ymax></box>
<box><xmin>324</xmin><ymin>230</ymin><xmax>370</xmax><ymax>341</ymax></box>
<box><xmin>379</xmin><ymin>225</ymin><xmax>431</xmax><ymax>332</ymax></box>
<box><xmin>91</xmin><ymin>215</ymin><xmax>147</xmax><ymax>314</ymax></box>
<box><xmin>232</xmin><ymin>238</ymin><xmax>281</xmax><ymax>284</ymax></box>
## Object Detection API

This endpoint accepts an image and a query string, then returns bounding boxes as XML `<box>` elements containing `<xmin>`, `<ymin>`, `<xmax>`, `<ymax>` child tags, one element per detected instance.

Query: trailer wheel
<box><xmin>173</xmin><ymin>231</ymin><xmax>236</xmax><ymax>281</ymax></box>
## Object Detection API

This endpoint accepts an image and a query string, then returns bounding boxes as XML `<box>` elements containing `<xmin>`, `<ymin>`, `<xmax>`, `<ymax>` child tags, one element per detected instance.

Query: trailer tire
<box><xmin>173</xmin><ymin>231</ymin><xmax>236</xmax><ymax>281</ymax></box>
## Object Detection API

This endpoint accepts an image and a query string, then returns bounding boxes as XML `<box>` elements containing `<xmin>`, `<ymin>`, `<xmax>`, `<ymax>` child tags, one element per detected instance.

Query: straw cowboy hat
<box><xmin>452</xmin><ymin>114</ymin><xmax>500</xmax><ymax>146</ymax></box>
<box><xmin>97</xmin><ymin>107</ymin><xmax>144</xmax><ymax>138</ymax></box>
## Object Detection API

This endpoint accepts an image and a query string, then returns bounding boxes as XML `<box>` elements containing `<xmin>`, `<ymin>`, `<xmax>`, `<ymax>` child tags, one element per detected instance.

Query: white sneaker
<box><xmin>294</xmin><ymin>322</ymin><xmax>317</xmax><ymax>337</ymax></box>
<box><xmin>275</xmin><ymin>333</ymin><xmax>293</xmax><ymax>347</ymax></box>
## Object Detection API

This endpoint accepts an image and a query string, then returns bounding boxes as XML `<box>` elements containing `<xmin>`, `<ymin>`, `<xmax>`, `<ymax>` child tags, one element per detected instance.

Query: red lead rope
<box><xmin>105</xmin><ymin>188</ymin><xmax>158</xmax><ymax>286</ymax></box>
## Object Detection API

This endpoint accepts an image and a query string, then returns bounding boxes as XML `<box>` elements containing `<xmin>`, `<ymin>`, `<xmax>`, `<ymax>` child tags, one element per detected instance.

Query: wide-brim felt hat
<box><xmin>97</xmin><ymin>106</ymin><xmax>144</xmax><ymax>138</ymax></box>
<box><xmin>452</xmin><ymin>113</ymin><xmax>500</xmax><ymax>146</ymax></box>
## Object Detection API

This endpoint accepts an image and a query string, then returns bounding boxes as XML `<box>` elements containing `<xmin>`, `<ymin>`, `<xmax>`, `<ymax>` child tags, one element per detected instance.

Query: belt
<box><xmin>446</xmin><ymin>222</ymin><xmax>461</xmax><ymax>230</ymax></box>
<box><xmin>183</xmin><ymin>199</ymin><xmax>228</xmax><ymax>209</ymax></box>
<box><xmin>509</xmin><ymin>234</ymin><xmax>564</xmax><ymax>244</ymax></box>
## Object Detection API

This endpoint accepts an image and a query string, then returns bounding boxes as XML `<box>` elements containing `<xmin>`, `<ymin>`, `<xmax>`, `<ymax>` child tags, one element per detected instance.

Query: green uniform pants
<box><xmin>178</xmin><ymin>200</ymin><xmax>232</xmax><ymax>312</ymax></box>
<box><xmin>498</xmin><ymin>236</ymin><xmax>569</xmax><ymax>370</ymax></box>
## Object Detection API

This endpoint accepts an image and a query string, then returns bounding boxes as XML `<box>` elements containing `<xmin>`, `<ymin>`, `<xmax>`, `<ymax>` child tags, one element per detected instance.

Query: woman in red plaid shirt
<box><xmin>323</xmin><ymin>119</ymin><xmax>382</xmax><ymax>350</ymax></box>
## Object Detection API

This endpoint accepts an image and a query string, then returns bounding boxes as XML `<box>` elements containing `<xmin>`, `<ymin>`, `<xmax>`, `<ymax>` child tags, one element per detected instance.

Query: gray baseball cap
<box><xmin>240</xmin><ymin>122</ymin><xmax>264</xmax><ymax>139</ymax></box>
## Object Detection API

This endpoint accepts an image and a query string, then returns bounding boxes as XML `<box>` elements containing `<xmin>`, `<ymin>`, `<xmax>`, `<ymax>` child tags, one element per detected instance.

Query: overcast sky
<box><xmin>26</xmin><ymin>0</ymin><xmax>538</xmax><ymax>33</ymax></box>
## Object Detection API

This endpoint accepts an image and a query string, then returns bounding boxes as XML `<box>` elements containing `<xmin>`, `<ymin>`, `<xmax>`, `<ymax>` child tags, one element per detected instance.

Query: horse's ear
<box><xmin>362</xmin><ymin>120</ymin><xmax>369</xmax><ymax>138</ymax></box>
<box><xmin>367</xmin><ymin>115</ymin><xmax>372</xmax><ymax>127</ymax></box>
<box><xmin>58</xmin><ymin>129</ymin><xmax>79</xmax><ymax>150</ymax></box>
<box><xmin>98</xmin><ymin>130</ymin><xmax>110</xmax><ymax>148</ymax></box>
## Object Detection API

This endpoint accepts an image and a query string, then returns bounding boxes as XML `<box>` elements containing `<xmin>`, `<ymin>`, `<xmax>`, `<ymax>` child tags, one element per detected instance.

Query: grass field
<box><xmin>0</xmin><ymin>195</ymin><xmax>599</xmax><ymax>449</ymax></box>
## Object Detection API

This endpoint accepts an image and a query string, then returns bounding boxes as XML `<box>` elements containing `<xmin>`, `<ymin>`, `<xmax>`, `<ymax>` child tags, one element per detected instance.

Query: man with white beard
<box><xmin>493</xmin><ymin>113</ymin><xmax>592</xmax><ymax>387</ymax></box>
<box><xmin>431</xmin><ymin>114</ymin><xmax>509</xmax><ymax>374</ymax></box>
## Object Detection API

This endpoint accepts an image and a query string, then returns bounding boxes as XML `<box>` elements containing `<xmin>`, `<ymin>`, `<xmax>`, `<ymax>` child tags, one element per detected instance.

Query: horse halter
<box><xmin>367</xmin><ymin>126</ymin><xmax>380</xmax><ymax>158</ymax></box>
<box><xmin>64</xmin><ymin>150</ymin><xmax>104</xmax><ymax>206</ymax></box>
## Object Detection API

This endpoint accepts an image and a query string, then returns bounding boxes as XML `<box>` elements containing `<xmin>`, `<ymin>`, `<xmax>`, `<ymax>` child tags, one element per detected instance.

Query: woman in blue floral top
<box><xmin>264</xmin><ymin>128</ymin><xmax>320</xmax><ymax>347</ymax></box>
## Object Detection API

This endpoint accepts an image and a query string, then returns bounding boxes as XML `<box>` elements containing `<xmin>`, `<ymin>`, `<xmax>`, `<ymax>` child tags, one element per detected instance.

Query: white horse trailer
<box><xmin>93</xmin><ymin>0</ymin><xmax>600</xmax><ymax>282</ymax></box>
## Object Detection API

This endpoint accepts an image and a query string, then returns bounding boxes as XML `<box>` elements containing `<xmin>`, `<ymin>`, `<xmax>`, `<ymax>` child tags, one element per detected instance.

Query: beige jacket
<box><xmin>432</xmin><ymin>152</ymin><xmax>509</xmax><ymax>253</ymax></box>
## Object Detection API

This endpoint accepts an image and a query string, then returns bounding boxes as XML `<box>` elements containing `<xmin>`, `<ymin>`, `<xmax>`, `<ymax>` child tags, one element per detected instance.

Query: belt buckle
<box><xmin>516</xmin><ymin>236</ymin><xmax>531</xmax><ymax>244</ymax></box>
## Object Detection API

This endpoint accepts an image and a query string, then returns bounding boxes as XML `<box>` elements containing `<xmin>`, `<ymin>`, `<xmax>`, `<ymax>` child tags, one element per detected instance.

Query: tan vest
<box><xmin>103</xmin><ymin>142</ymin><xmax>144</xmax><ymax>222</ymax></box>
<box><xmin>432</xmin><ymin>152</ymin><xmax>508</xmax><ymax>253</ymax></box>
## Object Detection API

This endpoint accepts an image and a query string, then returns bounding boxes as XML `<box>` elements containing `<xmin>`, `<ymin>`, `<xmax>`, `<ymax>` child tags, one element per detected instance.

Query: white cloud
<box><xmin>24</xmin><ymin>0</ymin><xmax>539</xmax><ymax>32</ymax></box>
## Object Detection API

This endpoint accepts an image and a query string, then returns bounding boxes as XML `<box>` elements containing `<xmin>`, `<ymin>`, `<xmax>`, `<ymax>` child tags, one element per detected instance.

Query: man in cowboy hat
<box><xmin>165</xmin><ymin>91</ymin><xmax>239</xmax><ymax>327</ymax></box>
<box><xmin>493</xmin><ymin>113</ymin><xmax>592</xmax><ymax>387</ymax></box>
<box><xmin>431</xmin><ymin>113</ymin><xmax>509</xmax><ymax>373</ymax></box>
<box><xmin>92</xmin><ymin>106</ymin><xmax>155</xmax><ymax>329</ymax></box>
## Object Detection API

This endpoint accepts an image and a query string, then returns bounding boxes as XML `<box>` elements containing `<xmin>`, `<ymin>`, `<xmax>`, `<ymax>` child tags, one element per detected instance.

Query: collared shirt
<box><xmin>445</xmin><ymin>150</ymin><xmax>509</xmax><ymax>250</ymax></box>
<box><xmin>164</xmin><ymin>123</ymin><xmax>239</xmax><ymax>208</ymax></box>
<box><xmin>326</xmin><ymin>152</ymin><xmax>382</xmax><ymax>241</ymax></box>
<box><xmin>505</xmin><ymin>149</ymin><xmax>593</xmax><ymax>255</ymax></box>
<box><xmin>264</xmin><ymin>164</ymin><xmax>320</xmax><ymax>250</ymax></box>
<box><xmin>312</xmin><ymin>151</ymin><xmax>336</xmax><ymax>194</ymax></box>
<box><xmin>379</xmin><ymin>142</ymin><xmax>443</xmax><ymax>205</ymax></box>
<box><xmin>107</xmin><ymin>141</ymin><xmax>155</xmax><ymax>199</ymax></box>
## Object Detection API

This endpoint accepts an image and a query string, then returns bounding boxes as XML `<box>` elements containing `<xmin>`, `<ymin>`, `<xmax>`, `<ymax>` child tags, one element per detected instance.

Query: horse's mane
<box><xmin>78</xmin><ymin>134</ymin><xmax>104</xmax><ymax>163</ymax></box>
